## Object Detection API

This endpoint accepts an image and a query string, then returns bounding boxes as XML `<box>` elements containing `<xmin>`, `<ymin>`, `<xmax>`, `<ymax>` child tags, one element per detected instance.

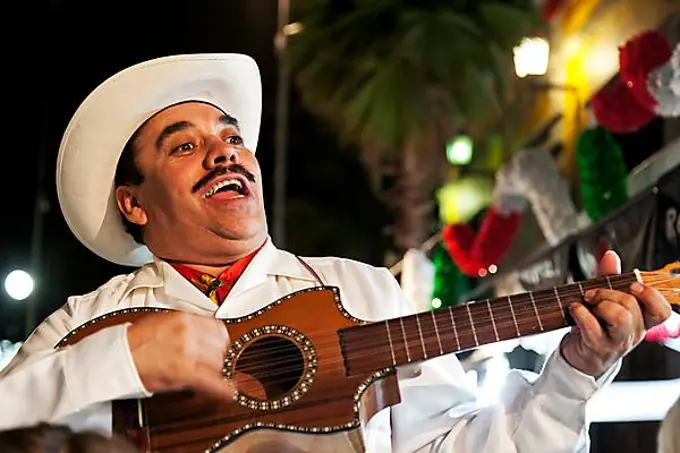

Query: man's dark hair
<box><xmin>114</xmin><ymin>129</ymin><xmax>145</xmax><ymax>244</ymax></box>
<box><xmin>0</xmin><ymin>423</ymin><xmax>137</xmax><ymax>453</ymax></box>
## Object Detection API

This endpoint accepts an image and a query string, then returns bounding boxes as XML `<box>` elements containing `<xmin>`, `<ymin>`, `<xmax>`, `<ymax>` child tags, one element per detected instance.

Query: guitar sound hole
<box><xmin>234</xmin><ymin>336</ymin><xmax>305</xmax><ymax>401</ymax></box>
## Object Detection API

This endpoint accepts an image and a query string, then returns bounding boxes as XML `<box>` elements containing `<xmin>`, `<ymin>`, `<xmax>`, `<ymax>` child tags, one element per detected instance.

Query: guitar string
<box><xmin>226</xmin><ymin>300</ymin><xmax>679</xmax><ymax>381</ymax></box>
<box><xmin>221</xmin><ymin>273</ymin><xmax>638</xmax><ymax>356</ymax></box>
<box><xmin>129</xmin><ymin>271</ymin><xmax>677</xmax><ymax>380</ymax></box>
<box><xmin>200</xmin><ymin>291</ymin><xmax>680</xmax><ymax>405</ymax></box>
<box><xmin>142</xmin><ymin>303</ymin><xmax>679</xmax><ymax>437</ymax></box>
<box><xmin>217</xmin><ymin>277</ymin><xmax>677</xmax><ymax>375</ymax></box>
<box><xmin>218</xmin><ymin>283</ymin><xmax>678</xmax><ymax>380</ymax></box>
<box><xmin>223</xmin><ymin>286</ymin><xmax>587</xmax><ymax>371</ymax></box>
<box><xmin>136</xmin><ymin>277</ymin><xmax>677</xmax><ymax>422</ymax></box>
<box><xmin>222</xmin><ymin>286</ymin><xmax>679</xmax><ymax>391</ymax></box>
<box><xmin>140</xmin><ymin>274</ymin><xmax>678</xmax><ymax>430</ymax></box>
<box><xmin>216</xmin><ymin>273</ymin><xmax>646</xmax><ymax>363</ymax></box>
<box><xmin>220</xmin><ymin>285</ymin><xmax>679</xmax><ymax>379</ymax></box>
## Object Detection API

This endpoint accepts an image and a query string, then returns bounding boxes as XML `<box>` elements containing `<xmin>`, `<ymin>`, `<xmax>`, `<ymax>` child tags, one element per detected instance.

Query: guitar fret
<box><xmin>577</xmin><ymin>281</ymin><xmax>585</xmax><ymax>297</ymax></box>
<box><xmin>415</xmin><ymin>314</ymin><xmax>428</xmax><ymax>359</ymax></box>
<box><xmin>448</xmin><ymin>309</ymin><xmax>461</xmax><ymax>350</ymax></box>
<box><xmin>398</xmin><ymin>318</ymin><xmax>411</xmax><ymax>362</ymax></box>
<box><xmin>466</xmin><ymin>304</ymin><xmax>479</xmax><ymax>346</ymax></box>
<box><xmin>486</xmin><ymin>299</ymin><xmax>499</xmax><ymax>341</ymax></box>
<box><xmin>528</xmin><ymin>291</ymin><xmax>544</xmax><ymax>331</ymax></box>
<box><xmin>431</xmin><ymin>311</ymin><xmax>444</xmax><ymax>355</ymax></box>
<box><xmin>384</xmin><ymin>320</ymin><xmax>397</xmax><ymax>366</ymax></box>
<box><xmin>507</xmin><ymin>295</ymin><xmax>520</xmax><ymax>337</ymax></box>
<box><xmin>554</xmin><ymin>286</ymin><xmax>567</xmax><ymax>323</ymax></box>
<box><xmin>605</xmin><ymin>275</ymin><xmax>613</xmax><ymax>289</ymax></box>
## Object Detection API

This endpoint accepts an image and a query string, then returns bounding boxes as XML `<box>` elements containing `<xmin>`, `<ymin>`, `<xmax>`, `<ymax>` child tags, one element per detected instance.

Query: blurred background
<box><xmin>0</xmin><ymin>0</ymin><xmax>678</xmax><ymax>452</ymax></box>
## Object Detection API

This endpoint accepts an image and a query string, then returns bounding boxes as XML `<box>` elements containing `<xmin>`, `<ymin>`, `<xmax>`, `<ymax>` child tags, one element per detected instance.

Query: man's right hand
<box><xmin>127</xmin><ymin>311</ymin><xmax>235</xmax><ymax>401</ymax></box>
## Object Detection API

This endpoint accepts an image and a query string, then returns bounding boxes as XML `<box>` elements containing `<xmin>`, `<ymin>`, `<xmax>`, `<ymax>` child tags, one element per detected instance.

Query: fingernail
<box><xmin>630</xmin><ymin>282</ymin><xmax>644</xmax><ymax>295</ymax></box>
<box><xmin>605</xmin><ymin>250</ymin><xmax>622</xmax><ymax>272</ymax></box>
<box><xmin>584</xmin><ymin>290</ymin><xmax>595</xmax><ymax>300</ymax></box>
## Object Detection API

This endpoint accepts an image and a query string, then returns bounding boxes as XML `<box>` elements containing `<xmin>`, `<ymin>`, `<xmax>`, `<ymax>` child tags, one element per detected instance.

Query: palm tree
<box><xmin>288</xmin><ymin>0</ymin><xmax>542</xmax><ymax>258</ymax></box>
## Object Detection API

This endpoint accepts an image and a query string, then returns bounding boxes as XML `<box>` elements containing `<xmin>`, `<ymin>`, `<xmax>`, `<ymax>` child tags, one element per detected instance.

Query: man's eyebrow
<box><xmin>155</xmin><ymin>121</ymin><xmax>194</xmax><ymax>150</ymax></box>
<box><xmin>219</xmin><ymin>114</ymin><xmax>239</xmax><ymax>130</ymax></box>
<box><xmin>154</xmin><ymin>114</ymin><xmax>240</xmax><ymax>151</ymax></box>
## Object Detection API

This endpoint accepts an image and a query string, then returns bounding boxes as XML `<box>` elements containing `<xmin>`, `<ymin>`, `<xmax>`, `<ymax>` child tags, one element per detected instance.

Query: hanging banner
<box><xmin>576</xmin><ymin>190</ymin><xmax>657</xmax><ymax>279</ymax></box>
<box><xmin>643</xmin><ymin>164</ymin><xmax>680</xmax><ymax>269</ymax></box>
<box><xmin>576</xmin><ymin>163</ymin><xmax>679</xmax><ymax>279</ymax></box>
<box><xmin>510</xmin><ymin>163</ymin><xmax>679</xmax><ymax>290</ymax></box>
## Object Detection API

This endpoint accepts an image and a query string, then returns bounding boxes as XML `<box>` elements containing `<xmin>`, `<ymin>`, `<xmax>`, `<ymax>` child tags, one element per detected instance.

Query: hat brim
<box><xmin>56</xmin><ymin>54</ymin><xmax>262</xmax><ymax>267</ymax></box>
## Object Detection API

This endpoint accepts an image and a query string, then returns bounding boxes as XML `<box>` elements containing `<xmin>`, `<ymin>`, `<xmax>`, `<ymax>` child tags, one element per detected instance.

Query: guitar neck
<box><xmin>340</xmin><ymin>272</ymin><xmax>639</xmax><ymax>376</ymax></box>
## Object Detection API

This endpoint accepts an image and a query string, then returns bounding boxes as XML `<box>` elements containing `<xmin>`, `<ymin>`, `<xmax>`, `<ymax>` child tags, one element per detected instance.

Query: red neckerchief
<box><xmin>169</xmin><ymin>242</ymin><xmax>266</xmax><ymax>305</ymax></box>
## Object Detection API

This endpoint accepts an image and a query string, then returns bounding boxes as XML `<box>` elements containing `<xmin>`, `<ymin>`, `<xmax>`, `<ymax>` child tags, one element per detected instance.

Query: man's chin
<box><xmin>214</xmin><ymin>223</ymin><xmax>268</xmax><ymax>245</ymax></box>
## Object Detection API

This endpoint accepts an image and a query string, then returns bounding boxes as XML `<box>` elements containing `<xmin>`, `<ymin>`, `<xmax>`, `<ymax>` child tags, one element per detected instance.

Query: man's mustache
<box><xmin>192</xmin><ymin>164</ymin><xmax>256</xmax><ymax>193</ymax></box>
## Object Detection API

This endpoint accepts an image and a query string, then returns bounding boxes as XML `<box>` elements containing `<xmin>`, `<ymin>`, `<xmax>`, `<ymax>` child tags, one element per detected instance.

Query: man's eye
<box><xmin>227</xmin><ymin>135</ymin><xmax>244</xmax><ymax>146</ymax></box>
<box><xmin>171</xmin><ymin>142</ymin><xmax>195</xmax><ymax>154</ymax></box>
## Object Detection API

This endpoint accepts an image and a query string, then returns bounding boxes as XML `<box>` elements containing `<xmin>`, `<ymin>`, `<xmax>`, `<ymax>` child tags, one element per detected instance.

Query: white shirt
<box><xmin>0</xmin><ymin>239</ymin><xmax>618</xmax><ymax>452</ymax></box>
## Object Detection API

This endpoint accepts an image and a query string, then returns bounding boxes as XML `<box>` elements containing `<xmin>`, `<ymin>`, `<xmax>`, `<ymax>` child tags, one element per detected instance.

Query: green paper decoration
<box><xmin>431</xmin><ymin>242</ymin><xmax>470</xmax><ymax>310</ymax></box>
<box><xmin>575</xmin><ymin>126</ymin><xmax>629</xmax><ymax>221</ymax></box>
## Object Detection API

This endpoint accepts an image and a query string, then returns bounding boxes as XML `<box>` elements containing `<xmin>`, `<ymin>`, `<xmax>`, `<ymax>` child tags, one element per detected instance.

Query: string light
<box><xmin>513</xmin><ymin>37</ymin><xmax>550</xmax><ymax>78</ymax></box>
<box><xmin>282</xmin><ymin>22</ymin><xmax>303</xmax><ymax>36</ymax></box>
<box><xmin>446</xmin><ymin>135</ymin><xmax>474</xmax><ymax>165</ymax></box>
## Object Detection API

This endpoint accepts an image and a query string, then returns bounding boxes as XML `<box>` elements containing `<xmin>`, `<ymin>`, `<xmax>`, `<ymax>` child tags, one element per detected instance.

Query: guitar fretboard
<box><xmin>339</xmin><ymin>273</ymin><xmax>638</xmax><ymax>376</ymax></box>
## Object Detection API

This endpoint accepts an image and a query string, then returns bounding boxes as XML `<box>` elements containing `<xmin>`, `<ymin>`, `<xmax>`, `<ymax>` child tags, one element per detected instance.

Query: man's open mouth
<box><xmin>203</xmin><ymin>178</ymin><xmax>249</xmax><ymax>199</ymax></box>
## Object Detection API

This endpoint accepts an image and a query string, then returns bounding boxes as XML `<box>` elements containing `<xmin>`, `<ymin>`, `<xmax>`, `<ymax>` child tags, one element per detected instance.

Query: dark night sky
<box><xmin>0</xmin><ymin>0</ymin><xmax>389</xmax><ymax>341</ymax></box>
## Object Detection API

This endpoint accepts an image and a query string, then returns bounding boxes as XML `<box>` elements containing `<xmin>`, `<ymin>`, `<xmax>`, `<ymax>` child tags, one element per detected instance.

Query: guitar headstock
<box><xmin>639</xmin><ymin>261</ymin><xmax>680</xmax><ymax>313</ymax></box>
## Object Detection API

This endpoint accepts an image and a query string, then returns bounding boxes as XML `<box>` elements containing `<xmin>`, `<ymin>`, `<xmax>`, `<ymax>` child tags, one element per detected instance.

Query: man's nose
<box><xmin>204</xmin><ymin>137</ymin><xmax>239</xmax><ymax>168</ymax></box>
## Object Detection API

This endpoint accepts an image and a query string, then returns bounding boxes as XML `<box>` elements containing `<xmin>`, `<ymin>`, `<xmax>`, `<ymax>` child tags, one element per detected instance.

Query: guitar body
<box><xmin>57</xmin><ymin>287</ymin><xmax>400</xmax><ymax>453</ymax></box>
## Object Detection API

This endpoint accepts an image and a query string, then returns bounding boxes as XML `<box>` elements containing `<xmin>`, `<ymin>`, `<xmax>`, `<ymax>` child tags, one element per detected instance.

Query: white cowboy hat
<box><xmin>56</xmin><ymin>53</ymin><xmax>262</xmax><ymax>267</ymax></box>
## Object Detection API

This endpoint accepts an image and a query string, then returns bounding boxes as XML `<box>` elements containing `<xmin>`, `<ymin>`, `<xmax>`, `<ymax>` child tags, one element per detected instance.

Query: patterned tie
<box><xmin>194</xmin><ymin>273</ymin><xmax>222</xmax><ymax>305</ymax></box>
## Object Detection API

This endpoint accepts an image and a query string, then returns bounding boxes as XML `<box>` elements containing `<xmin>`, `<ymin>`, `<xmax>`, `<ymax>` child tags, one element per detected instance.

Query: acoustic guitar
<box><xmin>57</xmin><ymin>262</ymin><xmax>680</xmax><ymax>452</ymax></box>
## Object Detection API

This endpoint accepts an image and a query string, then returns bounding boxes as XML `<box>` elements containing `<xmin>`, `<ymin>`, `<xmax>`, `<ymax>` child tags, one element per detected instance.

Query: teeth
<box><xmin>204</xmin><ymin>179</ymin><xmax>243</xmax><ymax>198</ymax></box>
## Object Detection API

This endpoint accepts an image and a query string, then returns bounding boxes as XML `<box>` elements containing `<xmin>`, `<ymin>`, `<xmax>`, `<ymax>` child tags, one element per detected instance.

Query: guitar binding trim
<box><xmin>54</xmin><ymin>307</ymin><xmax>170</xmax><ymax>349</ymax></box>
<box><xmin>224</xmin><ymin>325</ymin><xmax>318</xmax><ymax>412</ymax></box>
<box><xmin>208</xmin><ymin>367</ymin><xmax>396</xmax><ymax>453</ymax></box>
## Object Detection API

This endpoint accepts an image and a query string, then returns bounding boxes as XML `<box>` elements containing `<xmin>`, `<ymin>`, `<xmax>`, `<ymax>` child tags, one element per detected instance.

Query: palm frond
<box><xmin>289</xmin><ymin>0</ymin><xmax>544</xmax><ymax>151</ymax></box>
<box><xmin>343</xmin><ymin>58</ymin><xmax>428</xmax><ymax>150</ymax></box>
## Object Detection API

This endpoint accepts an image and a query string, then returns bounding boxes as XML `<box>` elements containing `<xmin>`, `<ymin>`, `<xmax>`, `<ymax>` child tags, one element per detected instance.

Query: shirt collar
<box><xmin>123</xmin><ymin>237</ymin><xmax>319</xmax><ymax>299</ymax></box>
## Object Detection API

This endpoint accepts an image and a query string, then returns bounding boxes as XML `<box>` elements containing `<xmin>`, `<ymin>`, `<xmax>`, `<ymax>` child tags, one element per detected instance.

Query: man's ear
<box><xmin>115</xmin><ymin>186</ymin><xmax>148</xmax><ymax>226</ymax></box>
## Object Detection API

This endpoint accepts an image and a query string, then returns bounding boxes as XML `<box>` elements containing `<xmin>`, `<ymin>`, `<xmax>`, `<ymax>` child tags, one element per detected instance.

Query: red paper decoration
<box><xmin>441</xmin><ymin>206</ymin><xmax>521</xmax><ymax>277</ymax></box>
<box><xmin>619</xmin><ymin>30</ymin><xmax>673</xmax><ymax>112</ymax></box>
<box><xmin>592</xmin><ymin>76</ymin><xmax>656</xmax><ymax>134</ymax></box>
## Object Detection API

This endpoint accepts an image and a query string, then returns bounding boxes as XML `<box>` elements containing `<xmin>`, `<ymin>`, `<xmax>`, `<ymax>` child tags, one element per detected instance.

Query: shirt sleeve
<box><xmin>376</xmin><ymin>268</ymin><xmax>620</xmax><ymax>453</ymax></box>
<box><xmin>0</xmin><ymin>296</ymin><xmax>151</xmax><ymax>431</ymax></box>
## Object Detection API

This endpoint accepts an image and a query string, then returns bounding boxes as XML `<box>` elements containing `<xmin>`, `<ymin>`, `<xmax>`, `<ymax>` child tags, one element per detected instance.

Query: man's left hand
<box><xmin>560</xmin><ymin>250</ymin><xmax>672</xmax><ymax>377</ymax></box>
